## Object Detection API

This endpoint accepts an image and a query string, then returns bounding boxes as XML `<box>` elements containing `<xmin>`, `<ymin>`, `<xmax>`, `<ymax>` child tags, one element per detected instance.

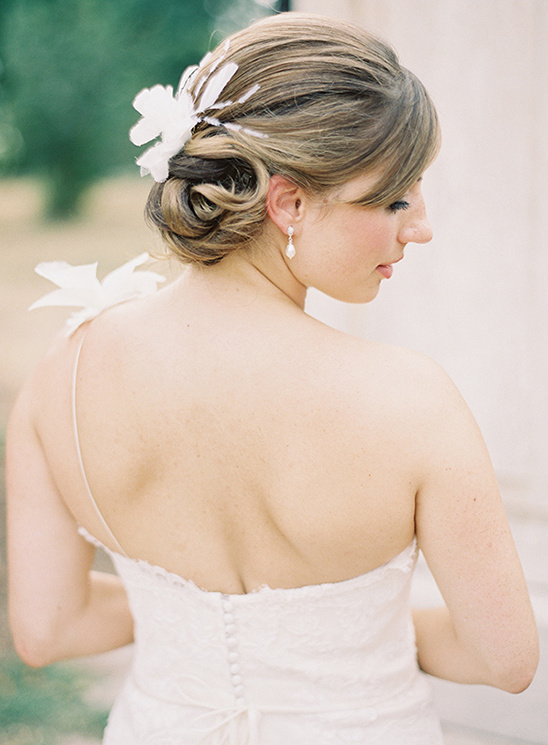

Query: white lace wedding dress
<box><xmin>34</xmin><ymin>255</ymin><xmax>445</xmax><ymax>744</ymax></box>
<box><xmin>80</xmin><ymin>529</ymin><xmax>444</xmax><ymax>745</ymax></box>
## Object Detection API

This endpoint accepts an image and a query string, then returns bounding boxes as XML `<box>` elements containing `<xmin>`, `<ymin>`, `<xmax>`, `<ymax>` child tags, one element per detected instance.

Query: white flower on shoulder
<box><xmin>29</xmin><ymin>253</ymin><xmax>165</xmax><ymax>334</ymax></box>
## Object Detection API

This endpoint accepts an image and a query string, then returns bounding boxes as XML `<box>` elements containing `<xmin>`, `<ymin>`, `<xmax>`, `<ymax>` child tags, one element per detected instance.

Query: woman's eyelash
<box><xmin>388</xmin><ymin>200</ymin><xmax>410</xmax><ymax>212</ymax></box>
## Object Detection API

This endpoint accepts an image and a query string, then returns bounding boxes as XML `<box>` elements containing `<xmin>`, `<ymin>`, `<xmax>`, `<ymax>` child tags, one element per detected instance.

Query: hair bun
<box><xmin>145</xmin><ymin>134</ymin><xmax>271</xmax><ymax>265</ymax></box>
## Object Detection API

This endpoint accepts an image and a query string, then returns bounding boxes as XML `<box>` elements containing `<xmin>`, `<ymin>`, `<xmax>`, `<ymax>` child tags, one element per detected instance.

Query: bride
<box><xmin>7</xmin><ymin>12</ymin><xmax>538</xmax><ymax>744</ymax></box>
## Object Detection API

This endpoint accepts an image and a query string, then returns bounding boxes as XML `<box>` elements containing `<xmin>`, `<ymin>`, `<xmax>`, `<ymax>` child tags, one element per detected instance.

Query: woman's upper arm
<box><xmin>6</xmin><ymin>373</ymin><xmax>95</xmax><ymax>665</ymax></box>
<box><xmin>413</xmin><ymin>361</ymin><xmax>538</xmax><ymax>680</ymax></box>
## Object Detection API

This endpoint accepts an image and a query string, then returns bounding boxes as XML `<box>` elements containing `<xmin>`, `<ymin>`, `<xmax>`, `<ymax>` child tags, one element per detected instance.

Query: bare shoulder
<box><xmin>370</xmin><ymin>342</ymin><xmax>470</xmax><ymax>428</ymax></box>
<box><xmin>360</xmin><ymin>338</ymin><xmax>454</xmax><ymax>393</ymax></box>
<box><xmin>314</xmin><ymin>323</ymin><xmax>464</xmax><ymax>419</ymax></box>
<box><xmin>12</xmin><ymin>293</ymin><xmax>155</xmax><ymax>452</ymax></box>
<box><xmin>349</xmin><ymin>337</ymin><xmax>482</xmax><ymax>473</ymax></box>
<box><xmin>12</xmin><ymin>325</ymin><xmax>80</xmax><ymax>429</ymax></box>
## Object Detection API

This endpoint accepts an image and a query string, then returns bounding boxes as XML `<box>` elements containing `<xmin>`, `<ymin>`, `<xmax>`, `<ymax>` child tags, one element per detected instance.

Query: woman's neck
<box><xmin>182</xmin><ymin>240</ymin><xmax>308</xmax><ymax>311</ymax></box>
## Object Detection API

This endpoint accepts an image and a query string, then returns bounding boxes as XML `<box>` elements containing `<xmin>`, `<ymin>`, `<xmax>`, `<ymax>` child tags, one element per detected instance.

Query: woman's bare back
<box><xmin>35</xmin><ymin>272</ymin><xmax>428</xmax><ymax>593</ymax></box>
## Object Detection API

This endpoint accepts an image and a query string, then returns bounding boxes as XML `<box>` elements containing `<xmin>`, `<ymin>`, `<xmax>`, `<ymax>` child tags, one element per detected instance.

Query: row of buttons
<box><xmin>222</xmin><ymin>595</ymin><xmax>245</xmax><ymax>702</ymax></box>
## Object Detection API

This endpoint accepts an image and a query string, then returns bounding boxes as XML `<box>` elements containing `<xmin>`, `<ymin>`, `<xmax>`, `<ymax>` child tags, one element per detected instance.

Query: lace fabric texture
<box><xmin>80</xmin><ymin>529</ymin><xmax>444</xmax><ymax>745</ymax></box>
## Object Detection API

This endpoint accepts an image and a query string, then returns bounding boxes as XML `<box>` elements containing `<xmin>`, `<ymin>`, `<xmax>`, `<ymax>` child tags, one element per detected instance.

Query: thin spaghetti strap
<box><xmin>72</xmin><ymin>332</ymin><xmax>129</xmax><ymax>557</ymax></box>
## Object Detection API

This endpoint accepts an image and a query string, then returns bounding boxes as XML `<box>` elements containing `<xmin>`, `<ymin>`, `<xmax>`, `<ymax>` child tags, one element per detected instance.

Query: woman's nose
<box><xmin>399</xmin><ymin>203</ymin><xmax>433</xmax><ymax>245</ymax></box>
<box><xmin>408</xmin><ymin>216</ymin><xmax>433</xmax><ymax>244</ymax></box>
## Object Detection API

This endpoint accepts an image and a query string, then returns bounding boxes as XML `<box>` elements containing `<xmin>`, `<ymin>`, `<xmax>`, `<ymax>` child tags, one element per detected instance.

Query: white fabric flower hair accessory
<box><xmin>129</xmin><ymin>42</ymin><xmax>263</xmax><ymax>183</ymax></box>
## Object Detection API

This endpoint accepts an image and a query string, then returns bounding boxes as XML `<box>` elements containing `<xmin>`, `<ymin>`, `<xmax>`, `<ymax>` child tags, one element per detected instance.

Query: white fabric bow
<box><xmin>29</xmin><ymin>252</ymin><xmax>165</xmax><ymax>334</ymax></box>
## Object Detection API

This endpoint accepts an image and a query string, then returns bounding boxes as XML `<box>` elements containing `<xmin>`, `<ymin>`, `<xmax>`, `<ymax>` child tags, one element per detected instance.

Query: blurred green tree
<box><xmin>0</xmin><ymin>0</ymin><xmax>213</xmax><ymax>218</ymax></box>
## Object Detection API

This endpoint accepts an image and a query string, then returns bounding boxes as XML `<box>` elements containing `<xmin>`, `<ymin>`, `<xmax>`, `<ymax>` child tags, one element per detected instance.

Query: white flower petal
<box><xmin>202</xmin><ymin>115</ymin><xmax>223</xmax><ymax>128</ymax></box>
<box><xmin>130</xmin><ymin>86</ymin><xmax>179</xmax><ymax>146</ymax></box>
<box><xmin>34</xmin><ymin>261</ymin><xmax>101</xmax><ymax>290</ymax></box>
<box><xmin>129</xmin><ymin>118</ymin><xmax>163</xmax><ymax>147</ymax></box>
<box><xmin>101</xmin><ymin>253</ymin><xmax>165</xmax><ymax>297</ymax></box>
<box><xmin>238</xmin><ymin>83</ymin><xmax>260</xmax><ymax>104</ymax></box>
<box><xmin>132</xmin><ymin>85</ymin><xmax>175</xmax><ymax>118</ymax></box>
<box><xmin>208</xmin><ymin>100</ymin><xmax>231</xmax><ymax>112</ymax></box>
<box><xmin>30</xmin><ymin>253</ymin><xmax>165</xmax><ymax>334</ymax></box>
<box><xmin>162</xmin><ymin>108</ymin><xmax>197</xmax><ymax>147</ymax></box>
<box><xmin>196</xmin><ymin>62</ymin><xmax>238</xmax><ymax>113</ymax></box>
<box><xmin>136</xmin><ymin>143</ymin><xmax>171</xmax><ymax>182</ymax></box>
<box><xmin>176</xmin><ymin>65</ymin><xmax>199</xmax><ymax>98</ymax></box>
<box><xmin>199</xmin><ymin>50</ymin><xmax>212</xmax><ymax>67</ymax></box>
<box><xmin>65</xmin><ymin>309</ymin><xmax>102</xmax><ymax>335</ymax></box>
<box><xmin>197</xmin><ymin>41</ymin><xmax>229</xmax><ymax>91</ymax></box>
<box><xmin>29</xmin><ymin>287</ymin><xmax>99</xmax><ymax>311</ymax></box>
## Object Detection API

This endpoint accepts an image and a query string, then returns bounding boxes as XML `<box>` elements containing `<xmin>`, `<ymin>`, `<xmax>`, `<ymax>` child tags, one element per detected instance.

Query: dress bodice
<box><xmin>81</xmin><ymin>530</ymin><xmax>444</xmax><ymax>745</ymax></box>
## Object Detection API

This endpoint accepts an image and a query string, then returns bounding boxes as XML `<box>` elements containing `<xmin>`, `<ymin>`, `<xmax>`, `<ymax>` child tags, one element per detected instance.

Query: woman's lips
<box><xmin>376</xmin><ymin>264</ymin><xmax>393</xmax><ymax>279</ymax></box>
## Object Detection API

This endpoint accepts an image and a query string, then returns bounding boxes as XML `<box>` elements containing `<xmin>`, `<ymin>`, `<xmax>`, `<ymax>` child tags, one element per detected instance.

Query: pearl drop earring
<box><xmin>285</xmin><ymin>226</ymin><xmax>295</xmax><ymax>259</ymax></box>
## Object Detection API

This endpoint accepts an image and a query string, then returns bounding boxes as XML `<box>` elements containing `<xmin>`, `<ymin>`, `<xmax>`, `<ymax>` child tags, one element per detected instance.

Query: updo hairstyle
<box><xmin>145</xmin><ymin>12</ymin><xmax>440</xmax><ymax>265</ymax></box>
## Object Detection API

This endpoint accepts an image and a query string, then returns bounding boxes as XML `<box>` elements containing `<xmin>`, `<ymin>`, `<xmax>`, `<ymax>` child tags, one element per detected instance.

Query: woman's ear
<box><xmin>265</xmin><ymin>174</ymin><xmax>306</xmax><ymax>233</ymax></box>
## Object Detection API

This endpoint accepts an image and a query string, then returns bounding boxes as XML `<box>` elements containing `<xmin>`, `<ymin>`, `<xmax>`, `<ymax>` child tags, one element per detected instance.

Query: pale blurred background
<box><xmin>1</xmin><ymin>1</ymin><xmax>546</xmax><ymax>743</ymax></box>
<box><xmin>297</xmin><ymin>3</ymin><xmax>548</xmax><ymax>744</ymax></box>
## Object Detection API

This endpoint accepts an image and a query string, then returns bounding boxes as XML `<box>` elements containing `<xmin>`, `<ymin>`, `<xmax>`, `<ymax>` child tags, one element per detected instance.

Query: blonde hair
<box><xmin>145</xmin><ymin>12</ymin><xmax>440</xmax><ymax>265</ymax></box>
